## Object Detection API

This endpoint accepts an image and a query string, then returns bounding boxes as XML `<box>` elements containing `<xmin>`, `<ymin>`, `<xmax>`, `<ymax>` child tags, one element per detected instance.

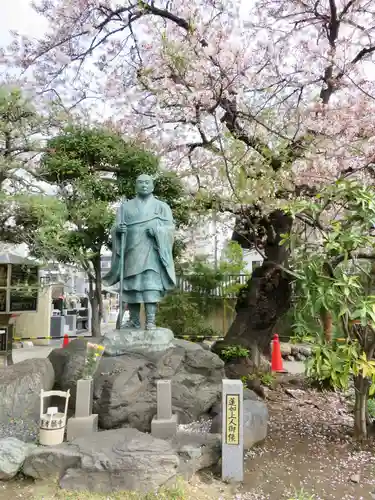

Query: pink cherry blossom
<box><xmin>1</xmin><ymin>0</ymin><xmax>374</xmax><ymax>206</ymax></box>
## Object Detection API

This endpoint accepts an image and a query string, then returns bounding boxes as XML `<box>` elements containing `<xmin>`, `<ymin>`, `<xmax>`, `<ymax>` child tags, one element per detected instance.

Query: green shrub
<box><xmin>305</xmin><ymin>341</ymin><xmax>359</xmax><ymax>390</ymax></box>
<box><xmin>220</xmin><ymin>345</ymin><xmax>249</xmax><ymax>362</ymax></box>
<box><xmin>156</xmin><ymin>291</ymin><xmax>220</xmax><ymax>339</ymax></box>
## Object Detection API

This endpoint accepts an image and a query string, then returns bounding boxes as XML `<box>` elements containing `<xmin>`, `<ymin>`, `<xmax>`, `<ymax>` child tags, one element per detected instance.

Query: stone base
<box><xmin>67</xmin><ymin>414</ymin><xmax>98</xmax><ymax>441</ymax></box>
<box><xmin>23</xmin><ymin>427</ymin><xmax>221</xmax><ymax>490</ymax></box>
<box><xmin>48</xmin><ymin>338</ymin><xmax>225</xmax><ymax>432</ymax></box>
<box><xmin>151</xmin><ymin>414</ymin><xmax>178</xmax><ymax>440</ymax></box>
<box><xmin>102</xmin><ymin>328</ymin><xmax>174</xmax><ymax>356</ymax></box>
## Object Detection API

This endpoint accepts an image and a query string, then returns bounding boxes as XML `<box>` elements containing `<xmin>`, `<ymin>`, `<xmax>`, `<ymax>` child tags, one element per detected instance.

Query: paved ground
<box><xmin>283</xmin><ymin>360</ymin><xmax>305</xmax><ymax>374</ymax></box>
<box><xmin>13</xmin><ymin>340</ymin><xmax>62</xmax><ymax>363</ymax></box>
<box><xmin>11</xmin><ymin>322</ymin><xmax>118</xmax><ymax>363</ymax></box>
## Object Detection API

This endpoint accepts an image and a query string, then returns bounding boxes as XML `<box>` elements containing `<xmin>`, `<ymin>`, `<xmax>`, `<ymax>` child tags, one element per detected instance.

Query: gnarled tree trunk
<box><xmin>214</xmin><ymin>209</ymin><xmax>292</xmax><ymax>357</ymax></box>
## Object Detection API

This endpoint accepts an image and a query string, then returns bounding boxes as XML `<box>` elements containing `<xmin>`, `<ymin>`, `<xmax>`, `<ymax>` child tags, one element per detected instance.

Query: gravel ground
<box><xmin>235</xmin><ymin>385</ymin><xmax>375</xmax><ymax>499</ymax></box>
<box><xmin>178</xmin><ymin>381</ymin><xmax>375</xmax><ymax>499</ymax></box>
<box><xmin>0</xmin><ymin>419</ymin><xmax>39</xmax><ymax>443</ymax></box>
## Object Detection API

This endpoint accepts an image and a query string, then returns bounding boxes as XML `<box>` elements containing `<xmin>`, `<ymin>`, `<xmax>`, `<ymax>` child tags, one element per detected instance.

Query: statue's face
<box><xmin>136</xmin><ymin>175</ymin><xmax>154</xmax><ymax>196</ymax></box>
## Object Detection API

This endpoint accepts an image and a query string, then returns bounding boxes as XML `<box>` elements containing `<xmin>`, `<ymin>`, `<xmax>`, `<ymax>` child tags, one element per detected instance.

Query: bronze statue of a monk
<box><xmin>103</xmin><ymin>174</ymin><xmax>176</xmax><ymax>330</ymax></box>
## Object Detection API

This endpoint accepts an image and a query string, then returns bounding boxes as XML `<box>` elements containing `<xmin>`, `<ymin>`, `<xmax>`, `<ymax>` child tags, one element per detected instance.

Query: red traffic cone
<box><xmin>62</xmin><ymin>334</ymin><xmax>69</xmax><ymax>348</ymax></box>
<box><xmin>271</xmin><ymin>333</ymin><xmax>285</xmax><ymax>372</ymax></box>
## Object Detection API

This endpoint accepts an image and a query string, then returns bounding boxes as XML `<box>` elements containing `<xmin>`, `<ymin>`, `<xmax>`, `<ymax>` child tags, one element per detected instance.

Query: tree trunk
<box><xmin>213</xmin><ymin>209</ymin><xmax>293</xmax><ymax>356</ymax></box>
<box><xmin>321</xmin><ymin>309</ymin><xmax>333</xmax><ymax>342</ymax></box>
<box><xmin>87</xmin><ymin>254</ymin><xmax>103</xmax><ymax>339</ymax></box>
<box><xmin>92</xmin><ymin>254</ymin><xmax>103</xmax><ymax>324</ymax></box>
<box><xmin>354</xmin><ymin>375</ymin><xmax>368</xmax><ymax>441</ymax></box>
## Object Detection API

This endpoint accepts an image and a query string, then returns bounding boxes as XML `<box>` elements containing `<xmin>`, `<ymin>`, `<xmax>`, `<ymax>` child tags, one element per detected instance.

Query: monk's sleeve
<box><xmin>154</xmin><ymin>204</ymin><xmax>176</xmax><ymax>285</ymax></box>
<box><xmin>103</xmin><ymin>205</ymin><xmax>122</xmax><ymax>286</ymax></box>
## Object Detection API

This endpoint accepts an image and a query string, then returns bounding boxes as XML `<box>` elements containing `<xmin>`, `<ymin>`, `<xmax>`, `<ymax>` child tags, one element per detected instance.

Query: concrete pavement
<box><xmin>283</xmin><ymin>360</ymin><xmax>305</xmax><ymax>374</ymax></box>
<box><xmin>12</xmin><ymin>340</ymin><xmax>61</xmax><ymax>363</ymax></box>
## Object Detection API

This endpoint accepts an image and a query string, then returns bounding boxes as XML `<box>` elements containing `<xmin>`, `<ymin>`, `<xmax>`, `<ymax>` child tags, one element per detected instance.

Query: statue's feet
<box><xmin>145</xmin><ymin>323</ymin><xmax>157</xmax><ymax>330</ymax></box>
<box><xmin>122</xmin><ymin>320</ymin><xmax>142</xmax><ymax>329</ymax></box>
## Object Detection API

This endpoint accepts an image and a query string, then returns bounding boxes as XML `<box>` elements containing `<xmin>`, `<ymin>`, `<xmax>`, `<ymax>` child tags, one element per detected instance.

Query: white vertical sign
<box><xmin>222</xmin><ymin>379</ymin><xmax>244</xmax><ymax>482</ymax></box>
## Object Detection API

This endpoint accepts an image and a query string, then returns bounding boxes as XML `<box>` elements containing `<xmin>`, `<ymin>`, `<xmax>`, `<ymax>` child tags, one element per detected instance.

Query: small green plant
<box><xmin>243</xmin><ymin>372</ymin><xmax>276</xmax><ymax>387</ymax></box>
<box><xmin>260</xmin><ymin>372</ymin><xmax>276</xmax><ymax>387</ymax></box>
<box><xmin>287</xmin><ymin>487</ymin><xmax>315</xmax><ymax>500</ymax></box>
<box><xmin>220</xmin><ymin>345</ymin><xmax>250</xmax><ymax>362</ymax></box>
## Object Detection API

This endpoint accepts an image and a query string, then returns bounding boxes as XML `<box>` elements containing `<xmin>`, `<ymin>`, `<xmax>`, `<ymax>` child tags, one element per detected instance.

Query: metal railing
<box><xmin>175</xmin><ymin>273</ymin><xmax>249</xmax><ymax>298</ymax></box>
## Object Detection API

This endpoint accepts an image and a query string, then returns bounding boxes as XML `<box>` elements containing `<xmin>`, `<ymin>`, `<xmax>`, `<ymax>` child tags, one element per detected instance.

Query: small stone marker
<box><xmin>75</xmin><ymin>379</ymin><xmax>93</xmax><ymax>418</ymax></box>
<box><xmin>222</xmin><ymin>379</ymin><xmax>244</xmax><ymax>482</ymax></box>
<box><xmin>67</xmin><ymin>379</ymin><xmax>98</xmax><ymax>441</ymax></box>
<box><xmin>151</xmin><ymin>379</ymin><xmax>177</xmax><ymax>439</ymax></box>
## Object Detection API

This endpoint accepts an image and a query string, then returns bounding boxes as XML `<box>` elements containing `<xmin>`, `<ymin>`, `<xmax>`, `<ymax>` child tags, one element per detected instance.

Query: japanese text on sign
<box><xmin>225</xmin><ymin>394</ymin><xmax>239</xmax><ymax>445</ymax></box>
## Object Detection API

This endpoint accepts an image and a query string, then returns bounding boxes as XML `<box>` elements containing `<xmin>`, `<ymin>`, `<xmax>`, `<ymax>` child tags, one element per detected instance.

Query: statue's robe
<box><xmin>103</xmin><ymin>195</ymin><xmax>176</xmax><ymax>303</ymax></box>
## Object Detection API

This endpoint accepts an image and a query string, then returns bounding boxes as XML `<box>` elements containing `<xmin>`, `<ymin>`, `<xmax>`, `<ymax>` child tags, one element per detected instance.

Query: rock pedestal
<box><xmin>24</xmin><ymin>428</ymin><xmax>179</xmax><ymax>493</ymax></box>
<box><xmin>23</xmin><ymin>427</ymin><xmax>221</xmax><ymax>491</ymax></box>
<box><xmin>48</xmin><ymin>336</ymin><xmax>225</xmax><ymax>432</ymax></box>
<box><xmin>102</xmin><ymin>327</ymin><xmax>174</xmax><ymax>356</ymax></box>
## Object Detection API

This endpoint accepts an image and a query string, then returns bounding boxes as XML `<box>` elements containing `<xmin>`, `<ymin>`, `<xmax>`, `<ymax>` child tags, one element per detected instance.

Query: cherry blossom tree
<box><xmin>4</xmin><ymin>0</ymin><xmax>375</xmax><ymax>353</ymax></box>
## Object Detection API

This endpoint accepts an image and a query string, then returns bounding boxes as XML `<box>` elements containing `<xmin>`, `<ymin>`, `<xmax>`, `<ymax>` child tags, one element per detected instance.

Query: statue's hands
<box><xmin>117</xmin><ymin>223</ymin><xmax>127</xmax><ymax>234</ymax></box>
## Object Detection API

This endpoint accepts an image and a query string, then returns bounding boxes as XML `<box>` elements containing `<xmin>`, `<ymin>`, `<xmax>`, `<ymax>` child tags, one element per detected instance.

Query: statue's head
<box><xmin>135</xmin><ymin>174</ymin><xmax>154</xmax><ymax>197</ymax></box>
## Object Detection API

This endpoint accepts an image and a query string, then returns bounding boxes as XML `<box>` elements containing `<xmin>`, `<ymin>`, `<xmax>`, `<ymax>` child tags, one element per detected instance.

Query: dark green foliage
<box><xmin>35</xmin><ymin>125</ymin><xmax>190</xmax><ymax>263</ymax></box>
<box><xmin>305</xmin><ymin>341</ymin><xmax>357</xmax><ymax>390</ymax></box>
<box><xmin>156</xmin><ymin>291</ymin><xmax>220</xmax><ymax>338</ymax></box>
<box><xmin>157</xmin><ymin>243</ymin><xmax>248</xmax><ymax>339</ymax></box>
<box><xmin>40</xmin><ymin>126</ymin><xmax>159</xmax><ymax>186</ymax></box>
<box><xmin>220</xmin><ymin>345</ymin><xmax>250</xmax><ymax>362</ymax></box>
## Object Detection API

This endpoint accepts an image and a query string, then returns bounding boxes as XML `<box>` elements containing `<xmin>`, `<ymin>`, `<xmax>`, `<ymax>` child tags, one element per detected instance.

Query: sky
<box><xmin>0</xmin><ymin>1</ymin><xmax>47</xmax><ymax>46</ymax></box>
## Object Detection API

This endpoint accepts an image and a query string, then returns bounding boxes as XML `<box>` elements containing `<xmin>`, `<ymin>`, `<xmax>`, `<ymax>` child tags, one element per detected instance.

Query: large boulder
<box><xmin>25</xmin><ymin>428</ymin><xmax>179</xmax><ymax>493</ymax></box>
<box><xmin>49</xmin><ymin>338</ymin><xmax>225</xmax><ymax>431</ymax></box>
<box><xmin>0</xmin><ymin>358</ymin><xmax>54</xmax><ymax>440</ymax></box>
<box><xmin>23</xmin><ymin>427</ymin><xmax>220</xmax><ymax>491</ymax></box>
<box><xmin>0</xmin><ymin>437</ymin><xmax>36</xmax><ymax>480</ymax></box>
<box><xmin>48</xmin><ymin>338</ymin><xmax>87</xmax><ymax>405</ymax></box>
<box><xmin>172</xmin><ymin>431</ymin><xmax>221</xmax><ymax>480</ymax></box>
<box><xmin>210</xmin><ymin>399</ymin><xmax>268</xmax><ymax>450</ymax></box>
